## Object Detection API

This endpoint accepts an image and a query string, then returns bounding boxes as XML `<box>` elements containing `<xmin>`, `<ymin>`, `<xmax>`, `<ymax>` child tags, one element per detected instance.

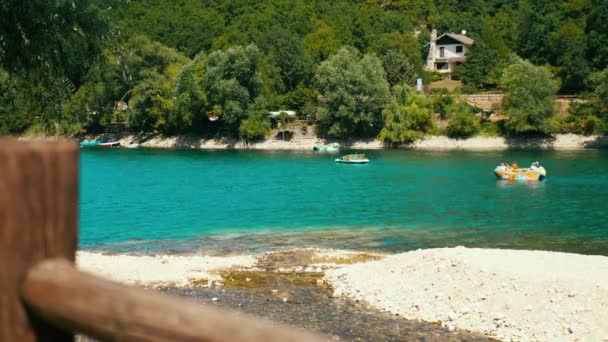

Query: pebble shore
<box><xmin>78</xmin><ymin>247</ymin><xmax>608</xmax><ymax>341</ymax></box>
<box><xmin>325</xmin><ymin>247</ymin><xmax>608</xmax><ymax>341</ymax></box>
<box><xmin>83</xmin><ymin>131</ymin><xmax>608</xmax><ymax>150</ymax></box>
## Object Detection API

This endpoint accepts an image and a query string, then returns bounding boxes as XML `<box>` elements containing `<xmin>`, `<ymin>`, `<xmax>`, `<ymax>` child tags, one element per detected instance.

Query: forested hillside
<box><xmin>1</xmin><ymin>0</ymin><xmax>607</xmax><ymax>139</ymax></box>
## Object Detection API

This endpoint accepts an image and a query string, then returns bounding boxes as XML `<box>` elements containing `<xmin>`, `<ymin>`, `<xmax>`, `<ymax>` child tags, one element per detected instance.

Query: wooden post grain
<box><xmin>0</xmin><ymin>139</ymin><xmax>78</xmax><ymax>342</ymax></box>
<box><xmin>23</xmin><ymin>259</ymin><xmax>325</xmax><ymax>342</ymax></box>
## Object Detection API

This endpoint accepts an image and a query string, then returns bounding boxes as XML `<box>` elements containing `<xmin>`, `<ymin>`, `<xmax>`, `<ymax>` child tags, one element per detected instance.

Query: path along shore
<box><xmin>79</xmin><ymin>130</ymin><xmax>608</xmax><ymax>151</ymax></box>
<box><xmin>78</xmin><ymin>247</ymin><xmax>608</xmax><ymax>341</ymax></box>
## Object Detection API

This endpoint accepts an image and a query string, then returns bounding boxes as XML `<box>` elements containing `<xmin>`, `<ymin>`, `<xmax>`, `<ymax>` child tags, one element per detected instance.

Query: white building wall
<box><xmin>435</xmin><ymin>44</ymin><xmax>468</xmax><ymax>59</ymax></box>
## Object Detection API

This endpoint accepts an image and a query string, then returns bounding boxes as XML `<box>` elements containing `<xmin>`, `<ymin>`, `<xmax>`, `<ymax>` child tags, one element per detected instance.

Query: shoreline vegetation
<box><xmin>3</xmin><ymin>2</ymin><xmax>608</xmax><ymax>153</ymax></box>
<box><xmin>78</xmin><ymin>247</ymin><xmax>608</xmax><ymax>341</ymax></box>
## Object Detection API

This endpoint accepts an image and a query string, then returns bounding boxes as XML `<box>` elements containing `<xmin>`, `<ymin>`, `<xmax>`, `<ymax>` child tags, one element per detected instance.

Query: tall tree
<box><xmin>0</xmin><ymin>0</ymin><xmax>108</xmax><ymax>81</ymax></box>
<box><xmin>315</xmin><ymin>47</ymin><xmax>390</xmax><ymax>137</ymax></box>
<box><xmin>203</xmin><ymin>44</ymin><xmax>262</xmax><ymax>127</ymax></box>
<box><xmin>500</xmin><ymin>57</ymin><xmax>560</xmax><ymax>135</ymax></box>
<box><xmin>379</xmin><ymin>85</ymin><xmax>434</xmax><ymax>144</ymax></box>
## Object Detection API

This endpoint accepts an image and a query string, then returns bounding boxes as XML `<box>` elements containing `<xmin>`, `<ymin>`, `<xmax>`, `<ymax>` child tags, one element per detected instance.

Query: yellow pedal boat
<box><xmin>494</xmin><ymin>165</ymin><xmax>547</xmax><ymax>181</ymax></box>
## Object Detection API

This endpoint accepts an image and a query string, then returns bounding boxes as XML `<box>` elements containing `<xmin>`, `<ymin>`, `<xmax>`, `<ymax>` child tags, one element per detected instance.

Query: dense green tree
<box><xmin>590</xmin><ymin>68</ymin><xmax>608</xmax><ymax>113</ymax></box>
<box><xmin>3</xmin><ymin>0</ymin><xmax>608</xmax><ymax>138</ymax></box>
<box><xmin>171</xmin><ymin>54</ymin><xmax>207</xmax><ymax>133</ymax></box>
<box><xmin>259</xmin><ymin>29</ymin><xmax>314</xmax><ymax>90</ymax></box>
<box><xmin>304</xmin><ymin>22</ymin><xmax>341</xmax><ymax>62</ymax></box>
<box><xmin>315</xmin><ymin>47</ymin><xmax>390</xmax><ymax>137</ymax></box>
<box><xmin>128</xmin><ymin>71</ymin><xmax>176</xmax><ymax>132</ymax></box>
<box><xmin>445</xmin><ymin>104</ymin><xmax>481</xmax><ymax>139</ymax></box>
<box><xmin>0</xmin><ymin>0</ymin><xmax>108</xmax><ymax>82</ymax></box>
<box><xmin>203</xmin><ymin>44</ymin><xmax>262</xmax><ymax>127</ymax></box>
<box><xmin>239</xmin><ymin>115</ymin><xmax>271</xmax><ymax>141</ymax></box>
<box><xmin>117</xmin><ymin>38</ymin><xmax>190</xmax><ymax>132</ymax></box>
<box><xmin>109</xmin><ymin>1</ymin><xmax>225</xmax><ymax>57</ymax></box>
<box><xmin>282</xmin><ymin>84</ymin><xmax>318</xmax><ymax>114</ymax></box>
<box><xmin>549</xmin><ymin>21</ymin><xmax>589</xmax><ymax>93</ymax></box>
<box><xmin>108</xmin><ymin>35</ymin><xmax>189</xmax><ymax>101</ymax></box>
<box><xmin>500</xmin><ymin>58</ymin><xmax>560</xmax><ymax>135</ymax></box>
<box><xmin>0</xmin><ymin>70</ymin><xmax>32</xmax><ymax>134</ymax></box>
<box><xmin>382</xmin><ymin>50</ymin><xmax>419</xmax><ymax>87</ymax></box>
<box><xmin>517</xmin><ymin>0</ymin><xmax>562</xmax><ymax>66</ymax></box>
<box><xmin>586</xmin><ymin>0</ymin><xmax>608</xmax><ymax>70</ymax></box>
<box><xmin>456</xmin><ymin>41</ymin><xmax>502</xmax><ymax>90</ymax></box>
<box><xmin>379</xmin><ymin>85</ymin><xmax>434</xmax><ymax>144</ymax></box>
<box><xmin>430</xmin><ymin>89</ymin><xmax>455</xmax><ymax>119</ymax></box>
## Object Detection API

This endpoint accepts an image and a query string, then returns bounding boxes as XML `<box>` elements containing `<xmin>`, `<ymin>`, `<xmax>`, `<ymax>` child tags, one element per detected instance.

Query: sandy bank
<box><xmin>77</xmin><ymin>251</ymin><xmax>255</xmax><ymax>286</ymax></box>
<box><xmin>85</xmin><ymin>132</ymin><xmax>607</xmax><ymax>151</ymax></box>
<box><xmin>325</xmin><ymin>247</ymin><xmax>608</xmax><ymax>341</ymax></box>
<box><xmin>76</xmin><ymin>249</ymin><xmax>378</xmax><ymax>287</ymax></box>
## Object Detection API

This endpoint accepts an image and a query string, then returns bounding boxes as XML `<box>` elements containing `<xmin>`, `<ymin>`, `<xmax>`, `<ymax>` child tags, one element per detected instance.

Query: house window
<box><xmin>456</xmin><ymin>45</ymin><xmax>463</xmax><ymax>53</ymax></box>
<box><xmin>436</xmin><ymin>62</ymin><xmax>449</xmax><ymax>70</ymax></box>
<box><xmin>439</xmin><ymin>47</ymin><xmax>445</xmax><ymax>58</ymax></box>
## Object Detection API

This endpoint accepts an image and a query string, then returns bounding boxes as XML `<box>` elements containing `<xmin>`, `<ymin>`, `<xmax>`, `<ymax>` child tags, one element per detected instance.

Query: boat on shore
<box><xmin>335</xmin><ymin>154</ymin><xmax>369</xmax><ymax>164</ymax></box>
<box><xmin>99</xmin><ymin>141</ymin><xmax>121</xmax><ymax>148</ymax></box>
<box><xmin>494</xmin><ymin>165</ymin><xmax>547</xmax><ymax>181</ymax></box>
<box><xmin>313</xmin><ymin>142</ymin><xmax>340</xmax><ymax>152</ymax></box>
<box><xmin>80</xmin><ymin>140</ymin><xmax>101</xmax><ymax>147</ymax></box>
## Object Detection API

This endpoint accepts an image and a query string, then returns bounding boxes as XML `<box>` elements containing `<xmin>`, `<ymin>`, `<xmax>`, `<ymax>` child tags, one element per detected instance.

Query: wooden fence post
<box><xmin>0</xmin><ymin>139</ymin><xmax>78</xmax><ymax>341</ymax></box>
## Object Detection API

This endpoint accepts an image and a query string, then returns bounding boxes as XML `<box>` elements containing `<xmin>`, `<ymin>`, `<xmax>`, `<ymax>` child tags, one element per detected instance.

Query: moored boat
<box><xmin>314</xmin><ymin>142</ymin><xmax>340</xmax><ymax>152</ymax></box>
<box><xmin>494</xmin><ymin>165</ymin><xmax>547</xmax><ymax>181</ymax></box>
<box><xmin>335</xmin><ymin>154</ymin><xmax>369</xmax><ymax>164</ymax></box>
<box><xmin>79</xmin><ymin>141</ymin><xmax>100</xmax><ymax>147</ymax></box>
<box><xmin>99</xmin><ymin>141</ymin><xmax>121</xmax><ymax>147</ymax></box>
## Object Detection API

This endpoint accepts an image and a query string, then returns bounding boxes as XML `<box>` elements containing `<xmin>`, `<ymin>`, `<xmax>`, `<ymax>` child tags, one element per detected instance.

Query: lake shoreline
<box><xmin>78</xmin><ymin>247</ymin><xmax>608</xmax><ymax>341</ymax></box>
<box><xmin>77</xmin><ymin>131</ymin><xmax>608</xmax><ymax>151</ymax></box>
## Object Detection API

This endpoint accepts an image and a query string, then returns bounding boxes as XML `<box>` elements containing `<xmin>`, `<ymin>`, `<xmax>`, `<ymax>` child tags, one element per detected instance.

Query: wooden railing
<box><xmin>0</xmin><ymin>139</ymin><xmax>324</xmax><ymax>342</ymax></box>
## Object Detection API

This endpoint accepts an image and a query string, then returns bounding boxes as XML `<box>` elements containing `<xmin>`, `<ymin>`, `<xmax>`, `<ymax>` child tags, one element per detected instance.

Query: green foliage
<box><xmin>500</xmin><ymin>58</ymin><xmax>560</xmax><ymax>135</ymax></box>
<box><xmin>549</xmin><ymin>20</ymin><xmax>589</xmax><ymax>94</ymax></box>
<box><xmin>430</xmin><ymin>89</ymin><xmax>455</xmax><ymax>119</ymax></box>
<box><xmin>445</xmin><ymin>104</ymin><xmax>481</xmax><ymax>139</ymax></box>
<box><xmin>456</xmin><ymin>41</ymin><xmax>502</xmax><ymax>90</ymax></box>
<box><xmin>591</xmin><ymin>68</ymin><xmax>608</xmax><ymax>113</ymax></box>
<box><xmin>109</xmin><ymin>35</ymin><xmax>190</xmax><ymax>99</ymax></box>
<box><xmin>562</xmin><ymin>102</ymin><xmax>606</xmax><ymax>135</ymax></box>
<box><xmin>239</xmin><ymin>115</ymin><xmax>270</xmax><ymax>141</ymax></box>
<box><xmin>379</xmin><ymin>85</ymin><xmax>434</xmax><ymax>144</ymax></box>
<box><xmin>3</xmin><ymin>0</ymin><xmax>608</xmax><ymax>138</ymax></box>
<box><xmin>128</xmin><ymin>72</ymin><xmax>175</xmax><ymax>132</ymax></box>
<box><xmin>172</xmin><ymin>54</ymin><xmax>207</xmax><ymax>132</ymax></box>
<box><xmin>203</xmin><ymin>45</ymin><xmax>262</xmax><ymax>128</ymax></box>
<box><xmin>315</xmin><ymin>47</ymin><xmax>389</xmax><ymax>137</ymax></box>
<box><xmin>304</xmin><ymin>22</ymin><xmax>341</xmax><ymax>62</ymax></box>
<box><xmin>372</xmin><ymin>32</ymin><xmax>423</xmax><ymax>87</ymax></box>
<box><xmin>259</xmin><ymin>29</ymin><xmax>314</xmax><ymax>90</ymax></box>
<box><xmin>113</xmin><ymin>36</ymin><xmax>190</xmax><ymax>133</ymax></box>
<box><xmin>382</xmin><ymin>50</ymin><xmax>420</xmax><ymax>87</ymax></box>
<box><xmin>282</xmin><ymin>84</ymin><xmax>318</xmax><ymax>114</ymax></box>
<box><xmin>0</xmin><ymin>0</ymin><xmax>108</xmax><ymax>80</ymax></box>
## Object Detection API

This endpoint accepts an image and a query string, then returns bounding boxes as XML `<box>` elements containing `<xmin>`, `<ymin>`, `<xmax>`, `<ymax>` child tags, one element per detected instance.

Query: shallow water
<box><xmin>80</xmin><ymin>148</ymin><xmax>608</xmax><ymax>255</ymax></box>
<box><xmin>161</xmin><ymin>282</ymin><xmax>495</xmax><ymax>341</ymax></box>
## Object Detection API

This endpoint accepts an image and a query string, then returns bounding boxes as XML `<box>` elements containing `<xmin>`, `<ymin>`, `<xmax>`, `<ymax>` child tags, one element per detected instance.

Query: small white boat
<box><xmin>314</xmin><ymin>142</ymin><xmax>340</xmax><ymax>152</ymax></box>
<box><xmin>126</xmin><ymin>143</ymin><xmax>140</xmax><ymax>149</ymax></box>
<box><xmin>98</xmin><ymin>141</ymin><xmax>120</xmax><ymax>147</ymax></box>
<box><xmin>335</xmin><ymin>154</ymin><xmax>369</xmax><ymax>164</ymax></box>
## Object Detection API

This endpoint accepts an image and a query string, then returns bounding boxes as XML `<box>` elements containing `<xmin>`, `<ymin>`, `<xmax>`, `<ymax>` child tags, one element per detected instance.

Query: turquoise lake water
<box><xmin>80</xmin><ymin>148</ymin><xmax>608</xmax><ymax>255</ymax></box>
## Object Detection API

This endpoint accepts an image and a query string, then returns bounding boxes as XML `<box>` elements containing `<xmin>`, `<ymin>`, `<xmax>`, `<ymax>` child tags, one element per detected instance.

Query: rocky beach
<box><xmin>79</xmin><ymin>130</ymin><xmax>608</xmax><ymax>151</ymax></box>
<box><xmin>78</xmin><ymin>247</ymin><xmax>608</xmax><ymax>341</ymax></box>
